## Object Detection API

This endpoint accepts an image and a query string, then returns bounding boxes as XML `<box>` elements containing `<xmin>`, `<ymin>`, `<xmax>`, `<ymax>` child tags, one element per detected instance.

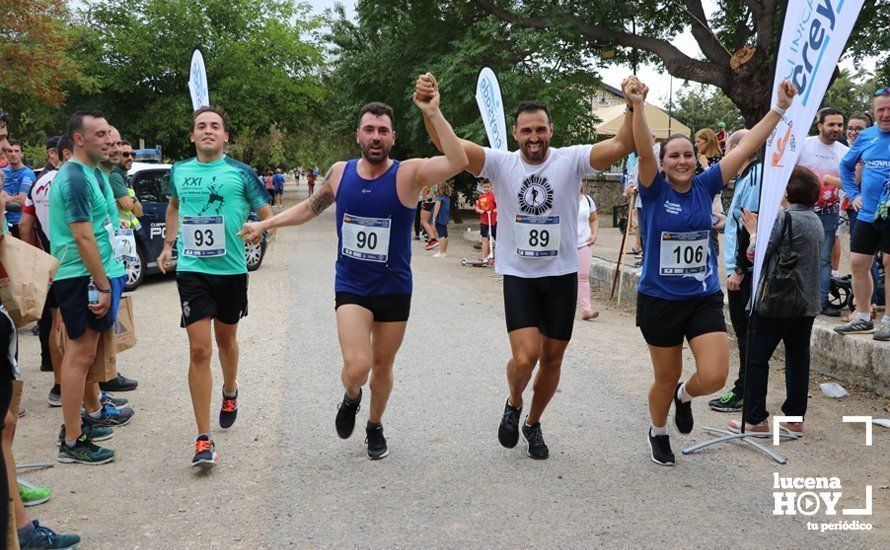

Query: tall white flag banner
<box><xmin>475</xmin><ymin>67</ymin><xmax>508</xmax><ymax>151</ymax></box>
<box><xmin>753</xmin><ymin>0</ymin><xmax>865</xmax><ymax>291</ymax></box>
<box><xmin>188</xmin><ymin>49</ymin><xmax>210</xmax><ymax>111</ymax></box>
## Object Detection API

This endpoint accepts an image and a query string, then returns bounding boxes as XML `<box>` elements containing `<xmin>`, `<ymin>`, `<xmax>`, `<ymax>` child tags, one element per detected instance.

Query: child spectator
<box><xmin>474</xmin><ymin>179</ymin><xmax>497</xmax><ymax>263</ymax></box>
<box><xmin>432</xmin><ymin>182</ymin><xmax>451</xmax><ymax>258</ymax></box>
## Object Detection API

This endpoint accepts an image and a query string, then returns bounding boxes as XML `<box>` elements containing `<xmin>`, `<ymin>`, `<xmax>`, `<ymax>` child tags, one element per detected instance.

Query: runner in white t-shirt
<box><xmin>418</xmin><ymin>75</ymin><xmax>641</xmax><ymax>459</ymax></box>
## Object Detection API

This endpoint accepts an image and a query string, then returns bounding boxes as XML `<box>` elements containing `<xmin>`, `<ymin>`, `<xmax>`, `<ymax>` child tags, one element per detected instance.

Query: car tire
<box><xmin>124</xmin><ymin>243</ymin><xmax>147</xmax><ymax>292</ymax></box>
<box><xmin>246</xmin><ymin>240</ymin><xmax>266</xmax><ymax>272</ymax></box>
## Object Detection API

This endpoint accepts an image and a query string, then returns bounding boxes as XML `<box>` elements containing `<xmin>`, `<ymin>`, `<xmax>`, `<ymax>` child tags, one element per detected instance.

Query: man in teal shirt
<box><xmin>158</xmin><ymin>106</ymin><xmax>272</xmax><ymax>468</ymax></box>
<box><xmin>49</xmin><ymin>111</ymin><xmax>129</xmax><ymax>465</ymax></box>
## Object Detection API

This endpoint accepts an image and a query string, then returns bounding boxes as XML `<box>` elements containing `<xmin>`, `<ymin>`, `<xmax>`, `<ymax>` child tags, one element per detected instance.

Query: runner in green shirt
<box><xmin>49</xmin><ymin>111</ymin><xmax>129</xmax><ymax>466</ymax></box>
<box><xmin>157</xmin><ymin>105</ymin><xmax>273</xmax><ymax>468</ymax></box>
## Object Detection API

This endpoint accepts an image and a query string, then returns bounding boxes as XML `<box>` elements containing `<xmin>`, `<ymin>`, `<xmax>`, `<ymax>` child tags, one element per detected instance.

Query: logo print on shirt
<box><xmin>199</xmin><ymin>179</ymin><xmax>225</xmax><ymax>215</ymax></box>
<box><xmin>517</xmin><ymin>175</ymin><xmax>553</xmax><ymax>215</ymax></box>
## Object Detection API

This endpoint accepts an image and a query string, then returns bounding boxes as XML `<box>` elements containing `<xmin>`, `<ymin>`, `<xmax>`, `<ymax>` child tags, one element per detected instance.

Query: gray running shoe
<box><xmin>833</xmin><ymin>318</ymin><xmax>874</xmax><ymax>335</ymax></box>
<box><xmin>874</xmin><ymin>321</ymin><xmax>890</xmax><ymax>341</ymax></box>
<box><xmin>57</xmin><ymin>435</ymin><xmax>115</xmax><ymax>465</ymax></box>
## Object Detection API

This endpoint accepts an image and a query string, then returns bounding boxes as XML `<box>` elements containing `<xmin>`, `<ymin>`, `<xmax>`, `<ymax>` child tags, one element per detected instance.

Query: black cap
<box><xmin>46</xmin><ymin>135</ymin><xmax>62</xmax><ymax>149</ymax></box>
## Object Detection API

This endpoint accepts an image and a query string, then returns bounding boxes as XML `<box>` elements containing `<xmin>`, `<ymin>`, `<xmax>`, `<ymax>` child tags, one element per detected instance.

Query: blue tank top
<box><xmin>335</xmin><ymin>159</ymin><xmax>415</xmax><ymax>295</ymax></box>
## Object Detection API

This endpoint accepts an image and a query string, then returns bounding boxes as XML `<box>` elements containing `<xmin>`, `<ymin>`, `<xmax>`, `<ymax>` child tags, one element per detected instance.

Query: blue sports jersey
<box><xmin>840</xmin><ymin>126</ymin><xmax>890</xmax><ymax>223</ymax></box>
<box><xmin>335</xmin><ymin>159</ymin><xmax>415</xmax><ymax>295</ymax></box>
<box><xmin>638</xmin><ymin>164</ymin><xmax>724</xmax><ymax>300</ymax></box>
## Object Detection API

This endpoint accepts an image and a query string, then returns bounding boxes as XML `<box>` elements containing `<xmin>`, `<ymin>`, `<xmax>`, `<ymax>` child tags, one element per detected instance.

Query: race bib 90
<box><xmin>659</xmin><ymin>230</ymin><xmax>708</xmax><ymax>276</ymax></box>
<box><xmin>341</xmin><ymin>213</ymin><xmax>391</xmax><ymax>263</ymax></box>
<box><xmin>515</xmin><ymin>215</ymin><xmax>560</xmax><ymax>257</ymax></box>
<box><xmin>182</xmin><ymin>216</ymin><xmax>226</xmax><ymax>257</ymax></box>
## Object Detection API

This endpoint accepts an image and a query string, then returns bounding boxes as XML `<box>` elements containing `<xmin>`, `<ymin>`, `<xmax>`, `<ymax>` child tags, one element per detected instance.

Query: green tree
<box><xmin>474</xmin><ymin>0</ymin><xmax>888</xmax><ymax>126</ymax></box>
<box><xmin>62</xmin><ymin>0</ymin><xmax>328</xmax><ymax>162</ymax></box>
<box><xmin>670</xmin><ymin>85</ymin><xmax>744</xmax><ymax>134</ymax></box>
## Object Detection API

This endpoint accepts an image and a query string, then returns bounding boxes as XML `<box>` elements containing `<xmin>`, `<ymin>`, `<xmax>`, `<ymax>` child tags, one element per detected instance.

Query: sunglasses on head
<box><xmin>877</xmin><ymin>87</ymin><xmax>890</xmax><ymax>97</ymax></box>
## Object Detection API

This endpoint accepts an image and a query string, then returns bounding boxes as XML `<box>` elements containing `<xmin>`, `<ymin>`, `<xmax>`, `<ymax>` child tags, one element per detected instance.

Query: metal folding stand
<box><xmin>681</xmin><ymin>158</ymin><xmax>799</xmax><ymax>465</ymax></box>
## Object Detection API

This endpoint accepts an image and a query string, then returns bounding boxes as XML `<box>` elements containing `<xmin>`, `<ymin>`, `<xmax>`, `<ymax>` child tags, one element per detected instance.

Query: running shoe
<box><xmin>874</xmin><ymin>320</ymin><xmax>890</xmax><ymax>341</ymax></box>
<box><xmin>673</xmin><ymin>383</ymin><xmax>694</xmax><ymax>434</ymax></box>
<box><xmin>497</xmin><ymin>399</ymin><xmax>522</xmax><ymax>448</ymax></box>
<box><xmin>708</xmin><ymin>390</ymin><xmax>742</xmax><ymax>412</ymax></box>
<box><xmin>335</xmin><ymin>389</ymin><xmax>362</xmax><ymax>439</ymax></box>
<box><xmin>431</xmin><ymin>252</ymin><xmax>447</xmax><ymax>258</ymax></box>
<box><xmin>220</xmin><ymin>389</ymin><xmax>238</xmax><ymax>429</ymax></box>
<box><xmin>82</xmin><ymin>403</ymin><xmax>134</xmax><ymax>428</ymax></box>
<box><xmin>820</xmin><ymin>302</ymin><xmax>841</xmax><ymax>317</ymax></box>
<box><xmin>100</xmin><ymin>391</ymin><xmax>130</xmax><ymax>409</ymax></box>
<box><xmin>18</xmin><ymin>484</ymin><xmax>52</xmax><ymax>507</ymax></box>
<box><xmin>365</xmin><ymin>423</ymin><xmax>389</xmax><ymax>460</ymax></box>
<box><xmin>424</xmin><ymin>239</ymin><xmax>440</xmax><ymax>251</ymax></box>
<box><xmin>834</xmin><ymin>317</ymin><xmax>874</xmax><ymax>335</ymax></box>
<box><xmin>521</xmin><ymin>421</ymin><xmax>549</xmax><ymax>460</ymax></box>
<box><xmin>98</xmin><ymin>372</ymin><xmax>138</xmax><ymax>392</ymax></box>
<box><xmin>57</xmin><ymin>435</ymin><xmax>115</xmax><ymax>465</ymax></box>
<box><xmin>17</xmin><ymin>520</ymin><xmax>80</xmax><ymax>550</ymax></box>
<box><xmin>191</xmin><ymin>435</ymin><xmax>218</xmax><ymax>468</ymax></box>
<box><xmin>47</xmin><ymin>386</ymin><xmax>61</xmax><ymax>408</ymax></box>
<box><xmin>58</xmin><ymin>423</ymin><xmax>113</xmax><ymax>444</ymax></box>
<box><xmin>647</xmin><ymin>429</ymin><xmax>675</xmax><ymax>466</ymax></box>
<box><xmin>726</xmin><ymin>419</ymin><xmax>770</xmax><ymax>438</ymax></box>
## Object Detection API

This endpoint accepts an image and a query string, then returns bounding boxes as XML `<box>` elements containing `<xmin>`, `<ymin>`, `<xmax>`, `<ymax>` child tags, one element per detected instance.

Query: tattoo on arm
<box><xmin>309</xmin><ymin>168</ymin><xmax>336</xmax><ymax>215</ymax></box>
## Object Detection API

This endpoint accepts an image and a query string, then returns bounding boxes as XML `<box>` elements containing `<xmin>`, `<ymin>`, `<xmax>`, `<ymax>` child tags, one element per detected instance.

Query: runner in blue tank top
<box><xmin>240</xmin><ymin>73</ymin><xmax>468</xmax><ymax>459</ymax></box>
<box><xmin>630</xmin><ymin>80</ymin><xmax>798</xmax><ymax>466</ymax></box>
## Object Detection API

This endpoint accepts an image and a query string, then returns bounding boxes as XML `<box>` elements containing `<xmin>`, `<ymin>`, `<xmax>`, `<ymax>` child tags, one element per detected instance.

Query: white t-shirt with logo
<box><xmin>796</xmin><ymin>136</ymin><xmax>848</xmax><ymax>213</ymax></box>
<box><xmin>25</xmin><ymin>169</ymin><xmax>55</xmax><ymax>233</ymax></box>
<box><xmin>477</xmin><ymin>145</ymin><xmax>598</xmax><ymax>277</ymax></box>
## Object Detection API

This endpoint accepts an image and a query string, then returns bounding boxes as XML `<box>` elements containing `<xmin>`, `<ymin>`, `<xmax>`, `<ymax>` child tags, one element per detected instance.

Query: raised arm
<box><xmin>404</xmin><ymin>73</ymin><xmax>469</xmax><ymax>191</ymax></box>
<box><xmin>719</xmin><ymin>81</ymin><xmax>797</xmax><ymax>185</ymax></box>
<box><xmin>418</xmin><ymin>74</ymin><xmax>485</xmax><ymax>175</ymax></box>
<box><xmin>626</xmin><ymin>81</ymin><xmax>657</xmax><ymax>188</ymax></box>
<box><xmin>588</xmin><ymin>77</ymin><xmax>640</xmax><ymax>170</ymax></box>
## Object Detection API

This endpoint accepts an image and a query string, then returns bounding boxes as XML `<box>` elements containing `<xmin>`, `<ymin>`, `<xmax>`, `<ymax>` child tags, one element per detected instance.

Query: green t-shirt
<box><xmin>169</xmin><ymin>155</ymin><xmax>269</xmax><ymax>275</ymax></box>
<box><xmin>49</xmin><ymin>161</ymin><xmax>126</xmax><ymax>281</ymax></box>
<box><xmin>109</xmin><ymin>165</ymin><xmax>129</xmax><ymax>199</ymax></box>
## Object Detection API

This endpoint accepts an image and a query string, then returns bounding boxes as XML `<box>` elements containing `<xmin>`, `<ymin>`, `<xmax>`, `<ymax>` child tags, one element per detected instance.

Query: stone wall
<box><xmin>583</xmin><ymin>173</ymin><xmax>626</xmax><ymax>228</ymax></box>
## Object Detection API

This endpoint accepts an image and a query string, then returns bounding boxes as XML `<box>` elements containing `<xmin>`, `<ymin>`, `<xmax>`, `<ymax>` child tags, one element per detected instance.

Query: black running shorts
<box><xmin>480</xmin><ymin>223</ymin><xmax>497</xmax><ymax>240</ymax></box>
<box><xmin>335</xmin><ymin>292</ymin><xmax>411</xmax><ymax>323</ymax></box>
<box><xmin>850</xmin><ymin>219</ymin><xmax>890</xmax><ymax>255</ymax></box>
<box><xmin>176</xmin><ymin>272</ymin><xmax>248</xmax><ymax>327</ymax></box>
<box><xmin>503</xmin><ymin>273</ymin><xmax>577</xmax><ymax>341</ymax></box>
<box><xmin>636</xmin><ymin>291</ymin><xmax>726</xmax><ymax>347</ymax></box>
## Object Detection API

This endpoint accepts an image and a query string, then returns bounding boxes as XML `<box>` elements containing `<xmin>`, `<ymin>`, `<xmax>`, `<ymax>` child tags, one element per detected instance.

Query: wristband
<box><xmin>626</xmin><ymin>104</ymin><xmax>634</xmax><ymax>113</ymax></box>
<box><xmin>98</xmin><ymin>288</ymin><xmax>111</xmax><ymax>294</ymax></box>
<box><xmin>772</xmin><ymin>105</ymin><xmax>787</xmax><ymax>116</ymax></box>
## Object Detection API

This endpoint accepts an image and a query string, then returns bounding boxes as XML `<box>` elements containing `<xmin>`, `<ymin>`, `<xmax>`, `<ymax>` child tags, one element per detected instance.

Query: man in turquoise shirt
<box><xmin>158</xmin><ymin>106</ymin><xmax>272</xmax><ymax>468</ymax></box>
<box><xmin>49</xmin><ymin>111</ymin><xmax>129</xmax><ymax>465</ymax></box>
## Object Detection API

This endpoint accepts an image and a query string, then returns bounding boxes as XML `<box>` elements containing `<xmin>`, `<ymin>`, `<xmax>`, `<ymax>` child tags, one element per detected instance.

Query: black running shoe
<box><xmin>498</xmin><ymin>399</ymin><xmax>522</xmax><ymax>448</ymax></box>
<box><xmin>192</xmin><ymin>435</ymin><xmax>217</xmax><ymax>468</ymax></box>
<box><xmin>99</xmin><ymin>372</ymin><xmax>138</xmax><ymax>392</ymax></box>
<box><xmin>673</xmin><ymin>382</ymin><xmax>694</xmax><ymax>434</ymax></box>
<box><xmin>365</xmin><ymin>423</ymin><xmax>389</xmax><ymax>460</ymax></box>
<box><xmin>647</xmin><ymin>429</ymin><xmax>675</xmax><ymax>466</ymax></box>
<box><xmin>335</xmin><ymin>389</ymin><xmax>361</xmax><ymax>439</ymax></box>
<box><xmin>521</xmin><ymin>421</ymin><xmax>549</xmax><ymax>460</ymax></box>
<box><xmin>708</xmin><ymin>390</ymin><xmax>743</xmax><ymax>413</ymax></box>
<box><xmin>219</xmin><ymin>389</ymin><xmax>238</xmax><ymax>429</ymax></box>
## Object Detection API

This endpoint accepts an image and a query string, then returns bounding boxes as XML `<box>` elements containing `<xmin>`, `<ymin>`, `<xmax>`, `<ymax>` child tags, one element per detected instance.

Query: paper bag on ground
<box><xmin>114</xmin><ymin>295</ymin><xmax>136</xmax><ymax>353</ymax></box>
<box><xmin>0</xmin><ymin>235</ymin><xmax>60</xmax><ymax>328</ymax></box>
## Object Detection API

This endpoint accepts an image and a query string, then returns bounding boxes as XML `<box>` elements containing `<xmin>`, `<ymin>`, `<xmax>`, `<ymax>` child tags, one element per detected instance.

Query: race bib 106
<box><xmin>341</xmin><ymin>213</ymin><xmax>391</xmax><ymax>263</ymax></box>
<box><xmin>659</xmin><ymin>230</ymin><xmax>708</xmax><ymax>276</ymax></box>
<box><xmin>182</xmin><ymin>216</ymin><xmax>226</xmax><ymax>258</ymax></box>
<box><xmin>515</xmin><ymin>215</ymin><xmax>560</xmax><ymax>257</ymax></box>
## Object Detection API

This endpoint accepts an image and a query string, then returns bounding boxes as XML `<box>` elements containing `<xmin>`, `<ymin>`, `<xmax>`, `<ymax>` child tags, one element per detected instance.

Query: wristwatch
<box><xmin>734</xmin><ymin>267</ymin><xmax>745</xmax><ymax>275</ymax></box>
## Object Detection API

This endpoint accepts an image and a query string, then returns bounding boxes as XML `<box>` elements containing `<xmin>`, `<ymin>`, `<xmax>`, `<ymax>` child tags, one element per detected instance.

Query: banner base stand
<box><xmin>681</xmin><ymin>427</ymin><xmax>799</xmax><ymax>465</ymax></box>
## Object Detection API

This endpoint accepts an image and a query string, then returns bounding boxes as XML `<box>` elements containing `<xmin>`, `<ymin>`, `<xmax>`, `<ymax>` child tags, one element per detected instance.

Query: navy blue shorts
<box><xmin>435</xmin><ymin>223</ymin><xmax>448</xmax><ymax>238</ymax></box>
<box><xmin>54</xmin><ymin>275</ymin><xmax>126</xmax><ymax>340</ymax></box>
<box><xmin>480</xmin><ymin>223</ymin><xmax>497</xmax><ymax>239</ymax></box>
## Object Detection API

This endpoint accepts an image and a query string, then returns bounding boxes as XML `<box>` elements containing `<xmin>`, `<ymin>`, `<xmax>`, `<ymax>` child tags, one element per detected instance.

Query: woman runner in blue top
<box><xmin>240</xmin><ymin>73</ymin><xmax>468</xmax><ymax>460</ymax></box>
<box><xmin>628</xmin><ymin>80</ymin><xmax>798</xmax><ymax>466</ymax></box>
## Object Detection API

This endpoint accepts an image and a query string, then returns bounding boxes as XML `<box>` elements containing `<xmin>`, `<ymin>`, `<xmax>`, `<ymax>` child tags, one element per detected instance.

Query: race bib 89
<box><xmin>182</xmin><ymin>216</ymin><xmax>226</xmax><ymax>257</ymax></box>
<box><xmin>659</xmin><ymin>230</ymin><xmax>708</xmax><ymax>276</ymax></box>
<box><xmin>515</xmin><ymin>215</ymin><xmax>560</xmax><ymax>257</ymax></box>
<box><xmin>341</xmin><ymin>213</ymin><xmax>391</xmax><ymax>263</ymax></box>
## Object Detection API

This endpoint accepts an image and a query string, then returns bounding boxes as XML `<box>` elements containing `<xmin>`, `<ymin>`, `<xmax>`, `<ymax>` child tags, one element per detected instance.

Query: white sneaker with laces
<box><xmin>432</xmin><ymin>252</ymin><xmax>447</xmax><ymax>258</ymax></box>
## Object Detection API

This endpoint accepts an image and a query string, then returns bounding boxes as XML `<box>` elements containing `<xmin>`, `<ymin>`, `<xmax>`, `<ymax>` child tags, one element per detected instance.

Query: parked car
<box><xmin>124</xmin><ymin>162</ymin><xmax>267</xmax><ymax>291</ymax></box>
